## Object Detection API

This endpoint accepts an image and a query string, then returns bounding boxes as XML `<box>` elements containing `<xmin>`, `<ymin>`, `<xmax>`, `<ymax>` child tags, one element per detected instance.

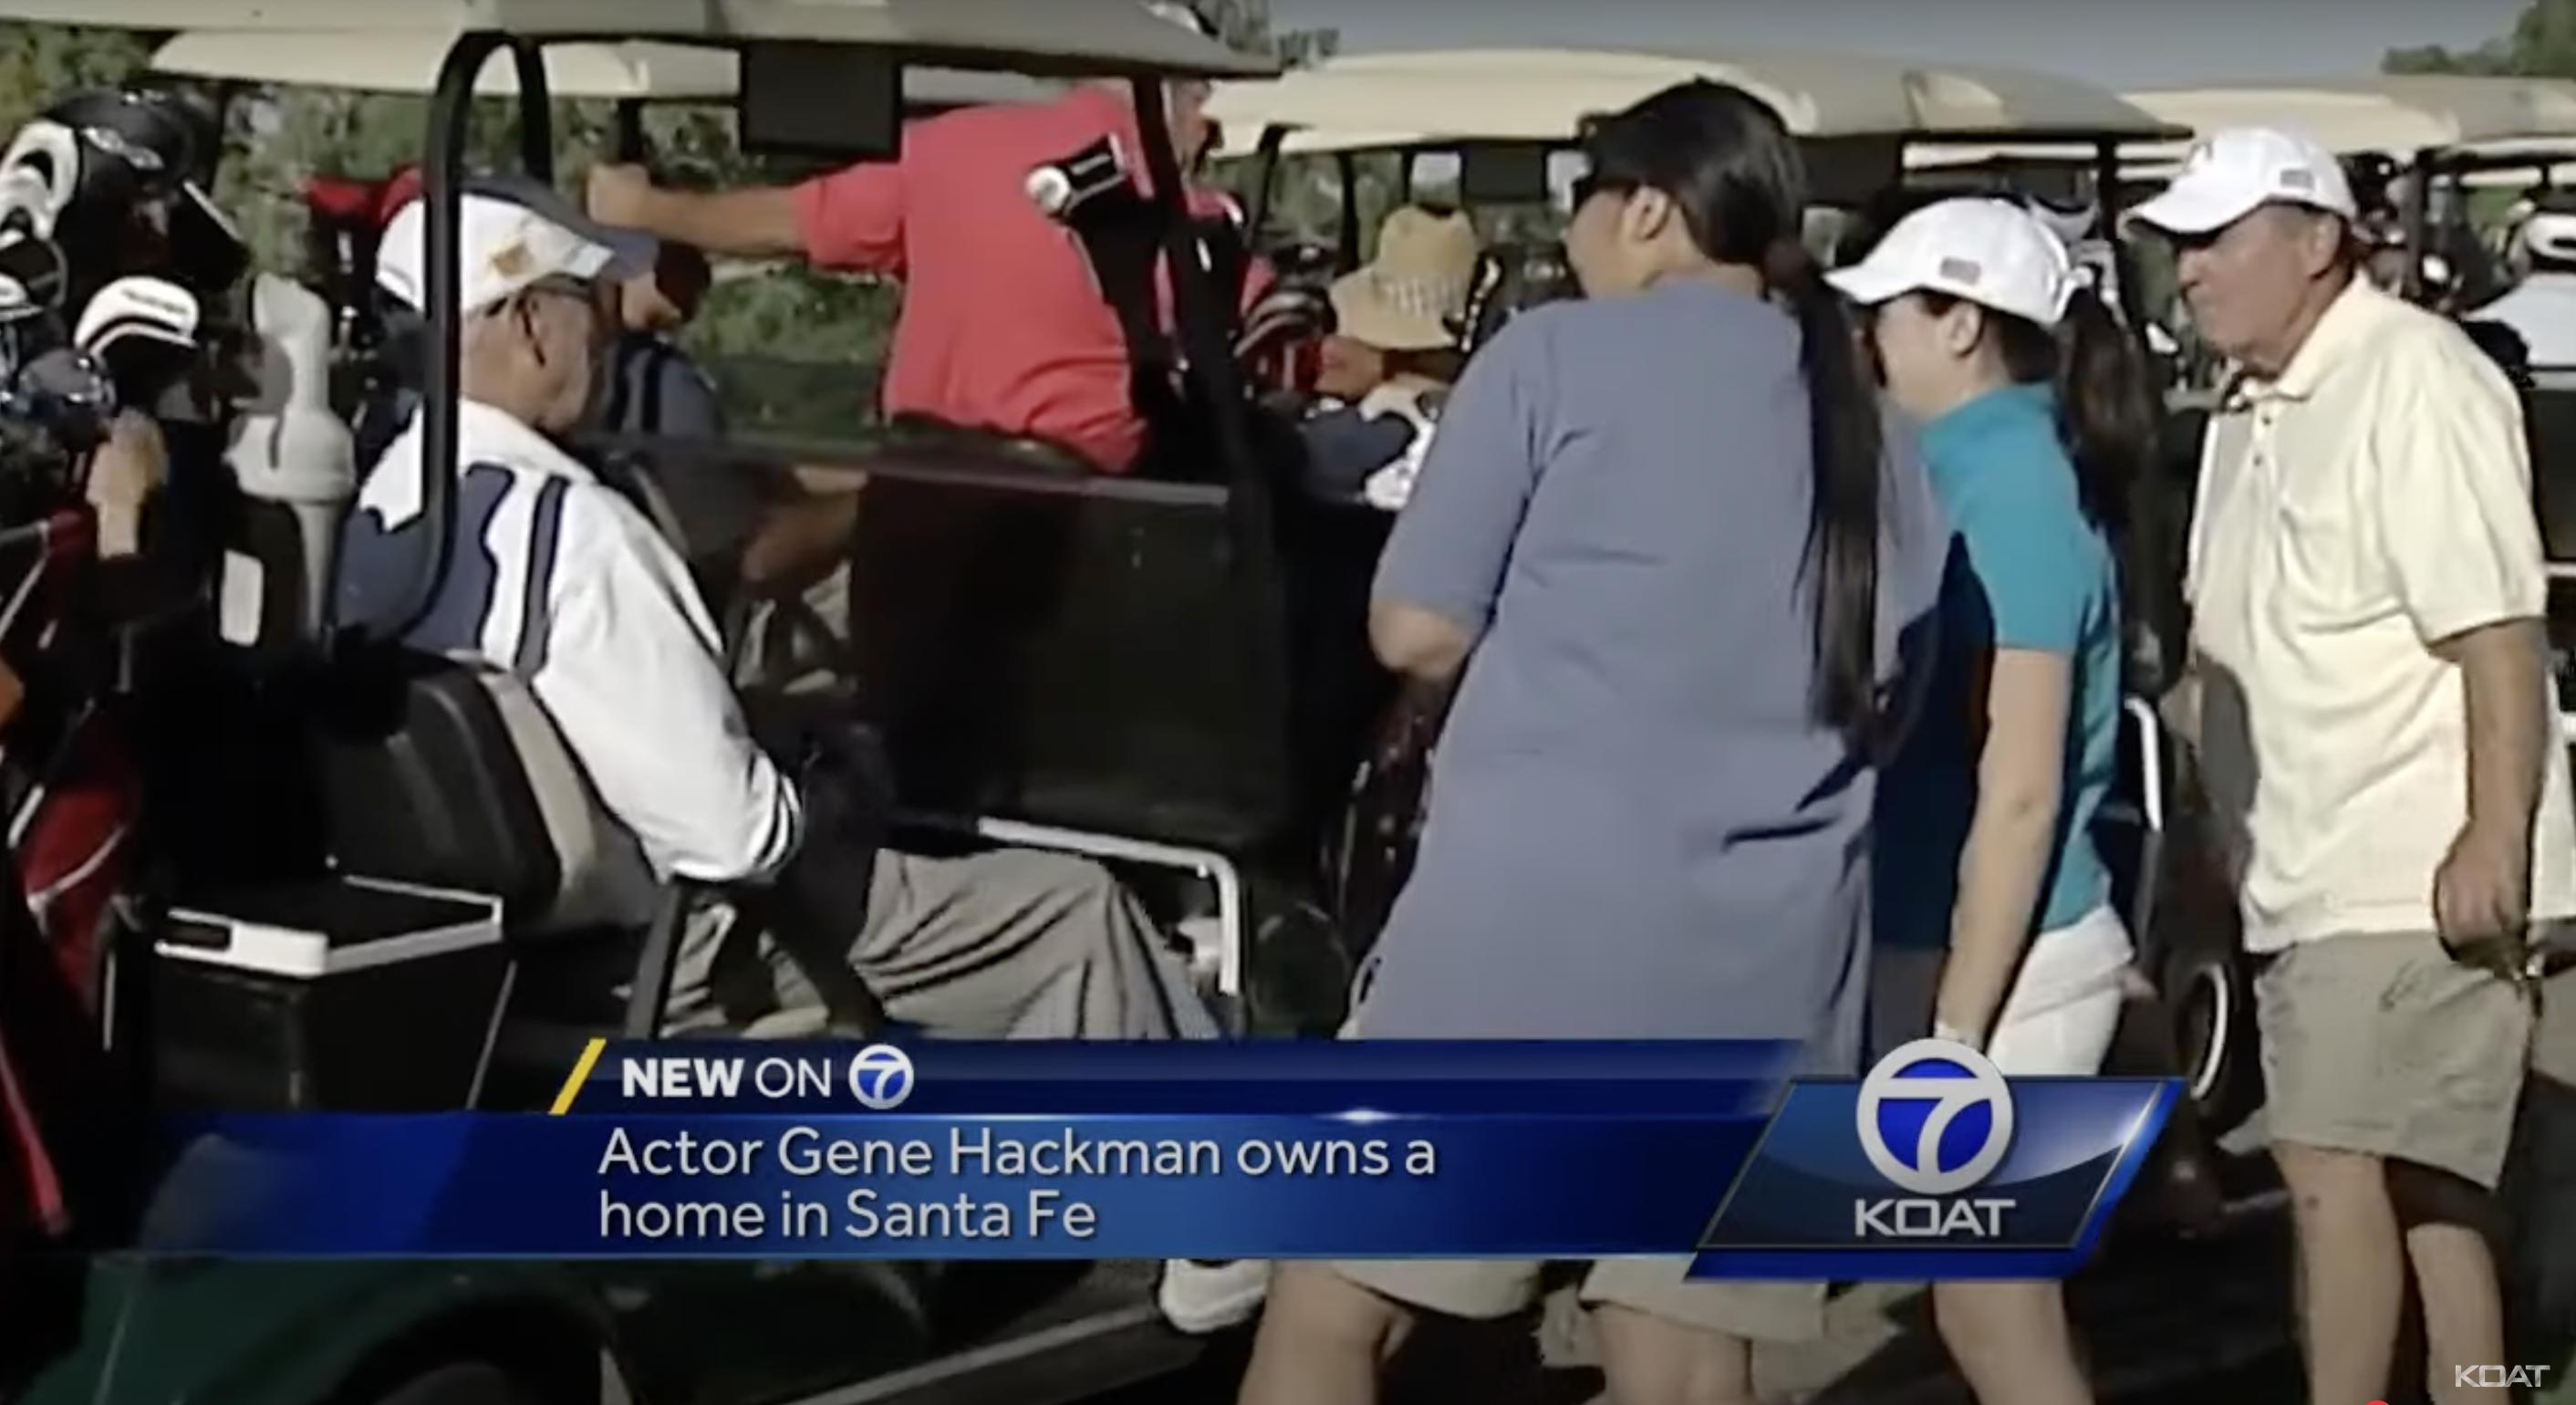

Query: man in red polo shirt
<box><xmin>586</xmin><ymin>12</ymin><xmax>1252</xmax><ymax>474</ymax></box>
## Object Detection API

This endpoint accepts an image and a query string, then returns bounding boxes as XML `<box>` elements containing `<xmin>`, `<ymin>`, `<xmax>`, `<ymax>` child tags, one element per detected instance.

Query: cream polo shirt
<box><xmin>2186</xmin><ymin>276</ymin><xmax>2576</xmax><ymax>952</ymax></box>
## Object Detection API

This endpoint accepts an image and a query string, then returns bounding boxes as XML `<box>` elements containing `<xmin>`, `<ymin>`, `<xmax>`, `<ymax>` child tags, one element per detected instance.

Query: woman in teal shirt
<box><xmin>1830</xmin><ymin>198</ymin><xmax>2156</xmax><ymax>1405</ymax></box>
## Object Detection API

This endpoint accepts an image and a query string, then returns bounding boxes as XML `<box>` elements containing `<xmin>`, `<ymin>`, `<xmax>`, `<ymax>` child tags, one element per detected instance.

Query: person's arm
<box><xmin>1938</xmin><ymin>649</ymin><xmax>2072</xmax><ymax>1043</ymax></box>
<box><xmin>1370</xmin><ymin>604</ymin><xmax>1474</xmax><ymax>683</ymax></box>
<box><xmin>588</xmin><ymin>164</ymin><xmax>804</xmax><ymax>259</ymax></box>
<box><xmin>87</xmin><ymin>410</ymin><xmax>165</xmax><ymax>559</ymax></box>
<box><xmin>2434</xmin><ymin>619</ymin><xmax>2549</xmax><ymax>944</ymax></box>
<box><xmin>534</xmin><ymin>489</ymin><xmax>801</xmax><ymax>884</ymax></box>
<box><xmin>1367</xmin><ymin>317</ymin><xmax>1550</xmax><ymax>684</ymax></box>
<box><xmin>1929</xmin><ymin>476</ymin><xmax>2096</xmax><ymax>1046</ymax></box>
<box><xmin>742</xmin><ymin>491</ymin><xmax>863</xmax><ymax>600</ymax></box>
<box><xmin>2374</xmin><ymin>350</ymin><xmax>2554</xmax><ymax>947</ymax></box>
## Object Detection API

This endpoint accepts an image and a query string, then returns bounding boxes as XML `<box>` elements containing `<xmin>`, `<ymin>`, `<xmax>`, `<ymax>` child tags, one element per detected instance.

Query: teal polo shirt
<box><xmin>1875</xmin><ymin>381</ymin><xmax>2121</xmax><ymax>951</ymax></box>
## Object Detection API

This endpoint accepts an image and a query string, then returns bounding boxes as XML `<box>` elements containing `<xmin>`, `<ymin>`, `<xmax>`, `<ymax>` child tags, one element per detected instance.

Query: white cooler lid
<box><xmin>161</xmin><ymin>875</ymin><xmax>503</xmax><ymax>979</ymax></box>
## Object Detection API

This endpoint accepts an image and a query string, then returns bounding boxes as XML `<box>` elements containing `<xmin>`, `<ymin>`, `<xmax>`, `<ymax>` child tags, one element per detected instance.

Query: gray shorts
<box><xmin>2256</xmin><ymin>931</ymin><xmax>2532</xmax><ymax>1189</ymax></box>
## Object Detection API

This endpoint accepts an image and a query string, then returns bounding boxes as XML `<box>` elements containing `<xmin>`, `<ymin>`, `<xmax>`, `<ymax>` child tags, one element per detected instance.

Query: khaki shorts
<box><xmin>2256</xmin><ymin>930</ymin><xmax>2533</xmax><ymax>1190</ymax></box>
<box><xmin>1328</xmin><ymin>1257</ymin><xmax>1826</xmax><ymax>1342</ymax></box>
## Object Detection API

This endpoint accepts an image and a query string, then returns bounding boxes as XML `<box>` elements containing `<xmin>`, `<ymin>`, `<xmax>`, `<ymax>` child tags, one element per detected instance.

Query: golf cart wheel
<box><xmin>365</xmin><ymin>1363</ymin><xmax>545</xmax><ymax>1405</ymax></box>
<box><xmin>2163</xmin><ymin>942</ymin><xmax>2257</xmax><ymax>1137</ymax></box>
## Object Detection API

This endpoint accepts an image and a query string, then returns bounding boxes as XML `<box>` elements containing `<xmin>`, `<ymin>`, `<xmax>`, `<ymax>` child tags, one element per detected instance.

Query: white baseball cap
<box><xmin>377</xmin><ymin>185</ymin><xmax>649</xmax><ymax>316</ymax></box>
<box><xmin>2126</xmin><ymin>127</ymin><xmax>2358</xmax><ymax>237</ymax></box>
<box><xmin>1825</xmin><ymin>197</ymin><xmax>2076</xmax><ymax>328</ymax></box>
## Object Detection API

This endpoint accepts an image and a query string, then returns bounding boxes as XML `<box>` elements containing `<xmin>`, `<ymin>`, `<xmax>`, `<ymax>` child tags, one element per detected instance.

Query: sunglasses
<box><xmin>1569</xmin><ymin>173</ymin><xmax>1640</xmax><ymax>211</ymax></box>
<box><xmin>507</xmin><ymin>275</ymin><xmax>609</xmax><ymax>367</ymax></box>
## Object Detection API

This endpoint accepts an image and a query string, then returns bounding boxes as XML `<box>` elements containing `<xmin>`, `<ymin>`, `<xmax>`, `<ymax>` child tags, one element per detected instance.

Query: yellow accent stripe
<box><xmin>550</xmin><ymin>1037</ymin><xmax>608</xmax><ymax>1115</ymax></box>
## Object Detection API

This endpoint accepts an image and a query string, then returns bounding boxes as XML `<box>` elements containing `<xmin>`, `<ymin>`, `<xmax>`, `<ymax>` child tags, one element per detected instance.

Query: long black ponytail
<box><xmin>1584</xmin><ymin>81</ymin><xmax>1895</xmax><ymax>752</ymax></box>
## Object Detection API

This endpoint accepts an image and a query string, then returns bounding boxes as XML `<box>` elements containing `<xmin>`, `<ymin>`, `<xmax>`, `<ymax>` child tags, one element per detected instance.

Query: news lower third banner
<box><xmin>138</xmin><ymin>1041</ymin><xmax>2179</xmax><ymax>1280</ymax></box>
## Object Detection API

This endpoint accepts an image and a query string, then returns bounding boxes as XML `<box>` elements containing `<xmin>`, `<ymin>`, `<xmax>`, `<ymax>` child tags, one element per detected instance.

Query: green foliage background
<box><xmin>2386</xmin><ymin>0</ymin><xmax>2576</xmax><ymax>77</ymax></box>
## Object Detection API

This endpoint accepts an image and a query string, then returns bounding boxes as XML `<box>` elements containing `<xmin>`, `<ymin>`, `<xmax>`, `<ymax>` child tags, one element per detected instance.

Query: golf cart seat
<box><xmin>313</xmin><ymin>646</ymin><xmax>681</xmax><ymax>1099</ymax></box>
<box><xmin>146</xmin><ymin>653</ymin><xmax>662</xmax><ymax>1113</ymax></box>
<box><xmin>317</xmin><ymin>655</ymin><xmax>655</xmax><ymax>937</ymax></box>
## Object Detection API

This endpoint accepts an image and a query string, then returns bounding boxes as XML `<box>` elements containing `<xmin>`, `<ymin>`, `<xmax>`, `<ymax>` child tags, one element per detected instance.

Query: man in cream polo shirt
<box><xmin>2138</xmin><ymin>127</ymin><xmax>2576</xmax><ymax>1405</ymax></box>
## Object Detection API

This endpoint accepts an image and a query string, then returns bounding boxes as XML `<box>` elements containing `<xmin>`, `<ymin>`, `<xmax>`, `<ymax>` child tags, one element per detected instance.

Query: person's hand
<box><xmin>86</xmin><ymin>410</ymin><xmax>167</xmax><ymax>558</ymax></box>
<box><xmin>587</xmin><ymin>162</ymin><xmax>656</xmax><ymax>230</ymax></box>
<box><xmin>2435</xmin><ymin>817</ymin><xmax>2533</xmax><ymax>973</ymax></box>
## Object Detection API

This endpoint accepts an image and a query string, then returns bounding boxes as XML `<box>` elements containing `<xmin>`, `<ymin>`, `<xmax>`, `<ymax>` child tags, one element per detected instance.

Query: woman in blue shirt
<box><xmin>1231</xmin><ymin>80</ymin><xmax>1948</xmax><ymax>1405</ymax></box>
<box><xmin>1829</xmin><ymin>198</ymin><xmax>2156</xmax><ymax>1405</ymax></box>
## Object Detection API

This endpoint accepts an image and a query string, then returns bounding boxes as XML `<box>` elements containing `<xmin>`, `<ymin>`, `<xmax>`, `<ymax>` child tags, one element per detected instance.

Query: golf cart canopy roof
<box><xmin>1913</xmin><ymin>77</ymin><xmax>2576</xmax><ymax>178</ymax></box>
<box><xmin>2123</xmin><ymin>76</ymin><xmax>2576</xmax><ymax>160</ymax></box>
<box><xmin>0</xmin><ymin>0</ymin><xmax>1277</xmax><ymax>78</ymax></box>
<box><xmin>149</xmin><ymin>28</ymin><xmax>1062</xmax><ymax>106</ymax></box>
<box><xmin>1207</xmin><ymin>46</ymin><xmax>2181</xmax><ymax>156</ymax></box>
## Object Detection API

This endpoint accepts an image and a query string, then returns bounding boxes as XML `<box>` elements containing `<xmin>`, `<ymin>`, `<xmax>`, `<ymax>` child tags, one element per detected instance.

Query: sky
<box><xmin>1265</xmin><ymin>0</ymin><xmax>2539</xmax><ymax>89</ymax></box>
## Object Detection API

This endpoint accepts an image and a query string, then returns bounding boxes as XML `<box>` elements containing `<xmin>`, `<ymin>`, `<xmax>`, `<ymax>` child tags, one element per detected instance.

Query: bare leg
<box><xmin>2274</xmin><ymin>1140</ymin><xmax>2405</xmax><ymax>1405</ymax></box>
<box><xmin>1237</xmin><ymin>1264</ymin><xmax>1416</xmax><ymax>1405</ymax></box>
<box><xmin>2393</xmin><ymin>1162</ymin><xmax>2512</xmax><ymax>1404</ymax></box>
<box><xmin>1932</xmin><ymin>1280</ymin><xmax>2093</xmax><ymax>1405</ymax></box>
<box><xmin>1592</xmin><ymin>1303</ymin><xmax>1759</xmax><ymax>1405</ymax></box>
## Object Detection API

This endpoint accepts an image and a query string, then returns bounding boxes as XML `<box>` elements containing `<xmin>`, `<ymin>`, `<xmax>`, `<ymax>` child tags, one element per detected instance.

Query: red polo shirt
<box><xmin>794</xmin><ymin>86</ymin><xmax>1260</xmax><ymax>474</ymax></box>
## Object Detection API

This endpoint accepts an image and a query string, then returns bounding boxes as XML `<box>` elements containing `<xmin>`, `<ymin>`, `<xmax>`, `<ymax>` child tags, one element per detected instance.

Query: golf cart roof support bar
<box><xmin>508</xmin><ymin>34</ymin><xmax>556</xmax><ymax>182</ymax></box>
<box><xmin>1128</xmin><ymin>73</ymin><xmax>1288</xmax><ymax>678</ymax></box>
<box><xmin>1334</xmin><ymin>151</ymin><xmax>1360</xmax><ymax>275</ymax></box>
<box><xmin>1130</xmin><ymin>76</ymin><xmax>1263</xmax><ymax>513</ymax></box>
<box><xmin>394</xmin><ymin>27</ymin><xmax>515</xmax><ymax>644</ymax></box>
<box><xmin>2093</xmin><ymin>137</ymin><xmax>2150</xmax><ymax>335</ymax></box>
<box><xmin>1245</xmin><ymin>122</ymin><xmax>1288</xmax><ymax>251</ymax></box>
<box><xmin>613</xmin><ymin>98</ymin><xmax>647</xmax><ymax>163</ymax></box>
<box><xmin>2404</xmin><ymin>142</ymin><xmax>2436</xmax><ymax>304</ymax></box>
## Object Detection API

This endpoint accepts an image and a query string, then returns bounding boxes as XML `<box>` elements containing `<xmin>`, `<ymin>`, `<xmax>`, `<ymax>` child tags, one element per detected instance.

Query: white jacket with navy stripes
<box><xmin>338</xmin><ymin>398</ymin><xmax>802</xmax><ymax>887</ymax></box>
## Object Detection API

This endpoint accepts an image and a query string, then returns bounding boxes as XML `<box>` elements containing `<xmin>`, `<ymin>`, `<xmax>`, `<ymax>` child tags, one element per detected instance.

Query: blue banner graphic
<box><xmin>131</xmin><ymin>1040</ymin><xmax>2175</xmax><ymax>1279</ymax></box>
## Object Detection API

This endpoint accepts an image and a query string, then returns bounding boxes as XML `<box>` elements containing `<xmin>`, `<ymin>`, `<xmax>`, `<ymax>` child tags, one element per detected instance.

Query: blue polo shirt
<box><xmin>1876</xmin><ymin>382</ymin><xmax>2120</xmax><ymax>951</ymax></box>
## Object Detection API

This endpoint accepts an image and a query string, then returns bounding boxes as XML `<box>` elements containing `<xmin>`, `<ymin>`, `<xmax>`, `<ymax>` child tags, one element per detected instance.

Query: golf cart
<box><xmin>3</xmin><ymin>4</ymin><xmax>1303</xmax><ymax>1404</ymax></box>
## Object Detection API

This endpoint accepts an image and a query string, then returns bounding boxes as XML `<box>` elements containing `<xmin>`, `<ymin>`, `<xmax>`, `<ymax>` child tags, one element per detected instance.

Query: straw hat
<box><xmin>1330</xmin><ymin>206</ymin><xmax>1483</xmax><ymax>353</ymax></box>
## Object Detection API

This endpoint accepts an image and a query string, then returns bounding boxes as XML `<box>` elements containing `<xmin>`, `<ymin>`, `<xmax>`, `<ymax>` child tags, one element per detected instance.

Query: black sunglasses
<box><xmin>1570</xmin><ymin>173</ymin><xmax>1639</xmax><ymax>210</ymax></box>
